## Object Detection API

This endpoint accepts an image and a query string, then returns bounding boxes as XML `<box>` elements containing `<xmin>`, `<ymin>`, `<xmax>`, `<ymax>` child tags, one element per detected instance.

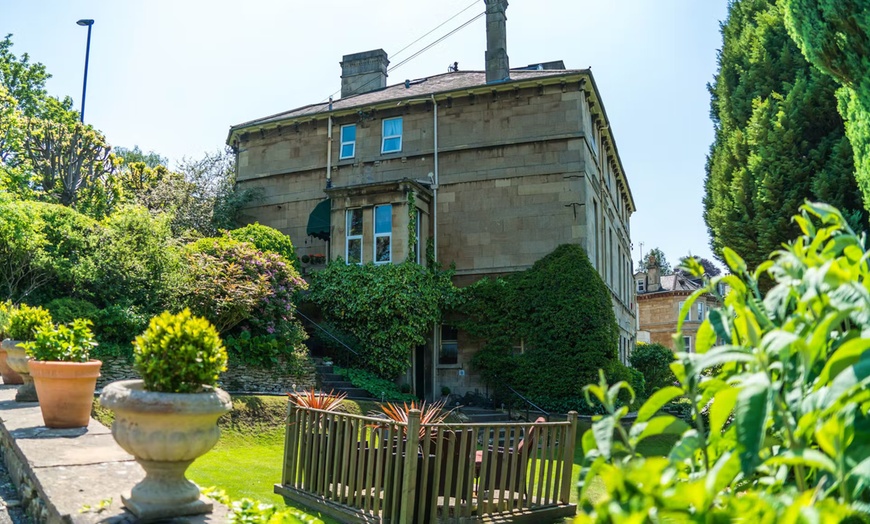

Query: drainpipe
<box><xmin>431</xmin><ymin>94</ymin><xmax>439</xmax><ymax>402</ymax></box>
<box><xmin>326</xmin><ymin>113</ymin><xmax>333</xmax><ymax>189</ymax></box>
<box><xmin>432</xmin><ymin>94</ymin><xmax>439</xmax><ymax>263</ymax></box>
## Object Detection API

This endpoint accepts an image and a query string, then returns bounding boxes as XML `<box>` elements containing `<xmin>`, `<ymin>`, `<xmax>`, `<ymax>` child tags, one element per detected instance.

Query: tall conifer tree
<box><xmin>703</xmin><ymin>0</ymin><xmax>864</xmax><ymax>270</ymax></box>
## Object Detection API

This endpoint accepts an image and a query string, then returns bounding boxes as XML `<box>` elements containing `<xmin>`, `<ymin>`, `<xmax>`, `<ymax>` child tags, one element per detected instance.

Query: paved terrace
<box><xmin>0</xmin><ymin>385</ymin><xmax>230</xmax><ymax>523</ymax></box>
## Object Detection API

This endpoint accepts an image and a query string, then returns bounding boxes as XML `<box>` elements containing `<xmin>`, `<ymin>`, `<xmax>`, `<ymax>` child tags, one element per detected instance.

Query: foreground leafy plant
<box><xmin>577</xmin><ymin>202</ymin><xmax>870</xmax><ymax>522</ymax></box>
<box><xmin>133</xmin><ymin>309</ymin><xmax>228</xmax><ymax>393</ymax></box>
<box><xmin>22</xmin><ymin>318</ymin><xmax>97</xmax><ymax>362</ymax></box>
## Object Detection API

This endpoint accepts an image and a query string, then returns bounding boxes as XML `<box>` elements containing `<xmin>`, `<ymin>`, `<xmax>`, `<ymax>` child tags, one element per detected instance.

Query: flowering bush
<box><xmin>181</xmin><ymin>237</ymin><xmax>308</xmax><ymax>365</ymax></box>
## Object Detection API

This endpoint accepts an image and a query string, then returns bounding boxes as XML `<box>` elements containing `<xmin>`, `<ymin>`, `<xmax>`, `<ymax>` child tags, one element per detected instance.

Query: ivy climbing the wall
<box><xmin>457</xmin><ymin>244</ymin><xmax>632</xmax><ymax>413</ymax></box>
<box><xmin>306</xmin><ymin>260</ymin><xmax>458</xmax><ymax>379</ymax></box>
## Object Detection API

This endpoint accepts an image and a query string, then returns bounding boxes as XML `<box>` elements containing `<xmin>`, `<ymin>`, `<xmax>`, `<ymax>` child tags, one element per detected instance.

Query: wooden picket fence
<box><xmin>275</xmin><ymin>405</ymin><xmax>578</xmax><ymax>523</ymax></box>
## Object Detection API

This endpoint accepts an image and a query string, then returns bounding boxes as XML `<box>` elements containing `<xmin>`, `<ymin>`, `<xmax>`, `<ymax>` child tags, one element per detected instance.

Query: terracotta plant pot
<box><xmin>3</xmin><ymin>340</ymin><xmax>37</xmax><ymax>402</ymax></box>
<box><xmin>28</xmin><ymin>360</ymin><xmax>102</xmax><ymax>428</ymax></box>
<box><xmin>0</xmin><ymin>340</ymin><xmax>23</xmax><ymax>385</ymax></box>
<box><xmin>99</xmin><ymin>379</ymin><xmax>232</xmax><ymax>520</ymax></box>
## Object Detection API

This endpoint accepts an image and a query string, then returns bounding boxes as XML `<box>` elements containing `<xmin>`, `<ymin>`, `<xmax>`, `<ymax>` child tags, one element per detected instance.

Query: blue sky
<box><xmin>2</xmin><ymin>0</ymin><xmax>729</xmax><ymax>267</ymax></box>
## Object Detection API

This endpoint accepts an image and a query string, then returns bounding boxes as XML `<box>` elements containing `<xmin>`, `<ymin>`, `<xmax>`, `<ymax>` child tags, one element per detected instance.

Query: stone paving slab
<box><xmin>0</xmin><ymin>385</ymin><xmax>230</xmax><ymax>523</ymax></box>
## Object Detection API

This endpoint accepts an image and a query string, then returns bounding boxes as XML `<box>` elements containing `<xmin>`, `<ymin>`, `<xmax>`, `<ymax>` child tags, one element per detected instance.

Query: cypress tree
<box><xmin>782</xmin><ymin>0</ymin><xmax>870</xmax><ymax>213</ymax></box>
<box><xmin>703</xmin><ymin>0</ymin><xmax>864</xmax><ymax>270</ymax></box>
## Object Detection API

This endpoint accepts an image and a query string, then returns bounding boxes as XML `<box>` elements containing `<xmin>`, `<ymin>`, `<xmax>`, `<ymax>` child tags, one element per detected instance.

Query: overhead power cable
<box><xmin>317</xmin><ymin>1</ymin><xmax>484</xmax><ymax>104</ymax></box>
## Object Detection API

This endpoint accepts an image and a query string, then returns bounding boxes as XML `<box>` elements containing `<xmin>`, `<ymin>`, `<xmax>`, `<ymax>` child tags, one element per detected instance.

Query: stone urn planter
<box><xmin>0</xmin><ymin>342</ymin><xmax>23</xmax><ymax>385</ymax></box>
<box><xmin>29</xmin><ymin>360</ymin><xmax>102</xmax><ymax>428</ymax></box>
<box><xmin>3</xmin><ymin>341</ymin><xmax>37</xmax><ymax>402</ymax></box>
<box><xmin>100</xmin><ymin>380</ymin><xmax>232</xmax><ymax>519</ymax></box>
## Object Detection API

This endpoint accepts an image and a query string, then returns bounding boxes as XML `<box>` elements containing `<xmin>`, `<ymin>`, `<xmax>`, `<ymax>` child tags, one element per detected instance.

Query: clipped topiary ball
<box><xmin>6</xmin><ymin>304</ymin><xmax>53</xmax><ymax>341</ymax></box>
<box><xmin>133</xmin><ymin>309</ymin><xmax>228</xmax><ymax>393</ymax></box>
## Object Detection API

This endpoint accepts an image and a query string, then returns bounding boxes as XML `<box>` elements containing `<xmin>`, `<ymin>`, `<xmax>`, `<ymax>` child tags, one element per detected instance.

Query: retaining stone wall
<box><xmin>96</xmin><ymin>356</ymin><xmax>317</xmax><ymax>394</ymax></box>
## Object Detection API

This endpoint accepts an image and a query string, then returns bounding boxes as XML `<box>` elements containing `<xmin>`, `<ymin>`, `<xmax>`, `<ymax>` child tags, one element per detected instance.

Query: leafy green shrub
<box><xmin>577</xmin><ymin>203</ymin><xmax>870</xmax><ymax>521</ymax></box>
<box><xmin>93</xmin><ymin>304</ymin><xmax>148</xmax><ymax>345</ymax></box>
<box><xmin>224</xmin><ymin>331</ymin><xmax>311</xmax><ymax>375</ymax></box>
<box><xmin>133</xmin><ymin>309</ymin><xmax>228</xmax><ymax>393</ymax></box>
<box><xmin>334</xmin><ymin>367</ymin><xmax>417</xmax><ymax>402</ymax></box>
<box><xmin>629</xmin><ymin>342</ymin><xmax>676</xmax><ymax>393</ymax></box>
<box><xmin>22</xmin><ymin>319</ymin><xmax>97</xmax><ymax>362</ymax></box>
<box><xmin>0</xmin><ymin>301</ymin><xmax>12</xmax><ymax>338</ymax></box>
<box><xmin>307</xmin><ymin>261</ymin><xmax>456</xmax><ymax>379</ymax></box>
<box><xmin>461</xmin><ymin>244</ymin><xmax>620</xmax><ymax>413</ymax></box>
<box><xmin>44</xmin><ymin>298</ymin><xmax>99</xmax><ymax>325</ymax></box>
<box><xmin>6</xmin><ymin>304</ymin><xmax>52</xmax><ymax>341</ymax></box>
<box><xmin>83</xmin><ymin>205</ymin><xmax>182</xmax><ymax>311</ymax></box>
<box><xmin>0</xmin><ymin>199</ymin><xmax>49</xmax><ymax>303</ymax></box>
<box><xmin>227</xmin><ymin>223</ymin><xmax>298</xmax><ymax>270</ymax></box>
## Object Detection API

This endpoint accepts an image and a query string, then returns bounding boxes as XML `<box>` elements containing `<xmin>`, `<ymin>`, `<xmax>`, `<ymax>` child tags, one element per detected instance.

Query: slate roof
<box><xmin>230</xmin><ymin>69</ymin><xmax>589</xmax><ymax>131</ymax></box>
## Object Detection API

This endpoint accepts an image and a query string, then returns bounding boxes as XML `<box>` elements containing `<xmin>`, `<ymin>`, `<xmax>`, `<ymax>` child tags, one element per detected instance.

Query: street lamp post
<box><xmin>76</xmin><ymin>19</ymin><xmax>94</xmax><ymax>123</ymax></box>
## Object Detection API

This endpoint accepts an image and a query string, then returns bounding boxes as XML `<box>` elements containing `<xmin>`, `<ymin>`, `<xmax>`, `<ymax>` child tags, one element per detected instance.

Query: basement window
<box><xmin>381</xmin><ymin>117</ymin><xmax>403</xmax><ymax>154</ymax></box>
<box><xmin>439</xmin><ymin>325</ymin><xmax>459</xmax><ymax>366</ymax></box>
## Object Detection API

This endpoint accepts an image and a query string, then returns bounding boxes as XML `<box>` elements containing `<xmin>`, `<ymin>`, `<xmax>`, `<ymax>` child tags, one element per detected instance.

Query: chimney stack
<box><xmin>484</xmin><ymin>0</ymin><xmax>509</xmax><ymax>84</ymax></box>
<box><xmin>646</xmin><ymin>253</ymin><xmax>661</xmax><ymax>292</ymax></box>
<box><xmin>340</xmin><ymin>49</ymin><xmax>389</xmax><ymax>98</ymax></box>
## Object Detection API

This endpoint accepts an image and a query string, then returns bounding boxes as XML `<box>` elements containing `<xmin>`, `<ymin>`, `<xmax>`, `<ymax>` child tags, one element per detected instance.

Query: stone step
<box><xmin>459</xmin><ymin>407</ymin><xmax>512</xmax><ymax>424</ymax></box>
<box><xmin>321</xmin><ymin>373</ymin><xmax>345</xmax><ymax>382</ymax></box>
<box><xmin>315</xmin><ymin>365</ymin><xmax>334</xmax><ymax>375</ymax></box>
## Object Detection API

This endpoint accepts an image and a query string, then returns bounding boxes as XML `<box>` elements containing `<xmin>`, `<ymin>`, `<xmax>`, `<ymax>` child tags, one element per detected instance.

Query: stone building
<box><xmin>226</xmin><ymin>0</ymin><xmax>636</xmax><ymax>399</ymax></box>
<box><xmin>634</xmin><ymin>255</ymin><xmax>717</xmax><ymax>352</ymax></box>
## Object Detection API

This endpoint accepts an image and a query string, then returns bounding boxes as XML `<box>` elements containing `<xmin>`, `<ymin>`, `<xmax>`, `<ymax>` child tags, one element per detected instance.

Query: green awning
<box><xmin>306</xmin><ymin>199</ymin><xmax>331</xmax><ymax>241</ymax></box>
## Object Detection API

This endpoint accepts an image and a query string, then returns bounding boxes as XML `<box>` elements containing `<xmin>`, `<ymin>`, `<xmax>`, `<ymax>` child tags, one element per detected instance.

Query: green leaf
<box><xmin>636</xmin><ymin>386</ymin><xmax>684</xmax><ymax>423</ymax></box>
<box><xmin>765</xmin><ymin>449</ymin><xmax>837</xmax><ymax>473</ymax></box>
<box><xmin>592</xmin><ymin>415</ymin><xmax>616</xmax><ymax>460</ymax></box>
<box><xmin>633</xmin><ymin>415</ymin><xmax>690</xmax><ymax>445</ymax></box>
<box><xmin>818</xmin><ymin>339</ymin><xmax>870</xmax><ymax>386</ymax></box>
<box><xmin>846</xmin><ymin>455</ymin><xmax>870</xmax><ymax>501</ymax></box>
<box><xmin>722</xmin><ymin>247</ymin><xmax>747</xmax><ymax>274</ymax></box>
<box><xmin>825</xmin><ymin>359</ymin><xmax>870</xmax><ymax>406</ymax></box>
<box><xmin>581</xmin><ymin>428</ymin><xmax>598</xmax><ymax>456</ymax></box>
<box><xmin>708</xmin><ymin>309</ymin><xmax>732</xmax><ymax>342</ymax></box>
<box><xmin>669</xmin><ymin>429</ymin><xmax>701</xmax><ymax>462</ymax></box>
<box><xmin>695</xmin><ymin>319</ymin><xmax>717</xmax><ymax>354</ymax></box>
<box><xmin>735</xmin><ymin>375</ymin><xmax>770</xmax><ymax>475</ymax></box>
<box><xmin>705</xmin><ymin>451</ymin><xmax>740</xmax><ymax>500</ymax></box>
<box><xmin>710</xmin><ymin>387</ymin><xmax>739</xmax><ymax>436</ymax></box>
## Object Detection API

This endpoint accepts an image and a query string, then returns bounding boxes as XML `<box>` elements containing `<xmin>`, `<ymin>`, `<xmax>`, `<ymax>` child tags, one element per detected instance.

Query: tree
<box><xmin>114</xmin><ymin>146</ymin><xmax>167</xmax><ymax>169</ymax></box>
<box><xmin>678</xmin><ymin>255</ymin><xmax>721</xmax><ymax>277</ymax></box>
<box><xmin>703</xmin><ymin>0</ymin><xmax>864</xmax><ymax>272</ymax></box>
<box><xmin>23</xmin><ymin>117</ymin><xmax>120</xmax><ymax>216</ymax></box>
<box><xmin>639</xmin><ymin>247</ymin><xmax>672</xmax><ymax>275</ymax></box>
<box><xmin>0</xmin><ymin>34</ymin><xmax>75</xmax><ymax>120</ymax></box>
<box><xmin>782</xmin><ymin>0</ymin><xmax>870</xmax><ymax>213</ymax></box>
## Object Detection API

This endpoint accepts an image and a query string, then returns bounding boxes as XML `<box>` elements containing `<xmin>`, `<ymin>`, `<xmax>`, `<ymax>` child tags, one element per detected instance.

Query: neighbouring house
<box><xmin>634</xmin><ymin>253</ymin><xmax>719</xmax><ymax>352</ymax></box>
<box><xmin>226</xmin><ymin>0</ymin><xmax>636</xmax><ymax>400</ymax></box>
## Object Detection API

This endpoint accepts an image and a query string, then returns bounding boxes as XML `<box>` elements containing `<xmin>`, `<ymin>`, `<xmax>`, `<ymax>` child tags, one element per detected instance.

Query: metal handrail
<box><xmin>506</xmin><ymin>384</ymin><xmax>550</xmax><ymax>422</ymax></box>
<box><xmin>293</xmin><ymin>307</ymin><xmax>360</xmax><ymax>357</ymax></box>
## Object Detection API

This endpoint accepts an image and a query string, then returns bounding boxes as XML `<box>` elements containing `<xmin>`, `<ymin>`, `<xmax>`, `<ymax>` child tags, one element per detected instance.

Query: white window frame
<box><xmin>346</xmin><ymin>208</ymin><xmax>363</xmax><ymax>265</ymax></box>
<box><xmin>682</xmin><ymin>336</ymin><xmax>692</xmax><ymax>353</ymax></box>
<box><xmin>381</xmin><ymin>117</ymin><xmax>403</xmax><ymax>154</ymax></box>
<box><xmin>678</xmin><ymin>301</ymin><xmax>690</xmax><ymax>321</ymax></box>
<box><xmin>373</xmin><ymin>204</ymin><xmax>392</xmax><ymax>264</ymax></box>
<box><xmin>339</xmin><ymin>124</ymin><xmax>356</xmax><ymax>160</ymax></box>
<box><xmin>697</xmin><ymin>301</ymin><xmax>706</xmax><ymax>322</ymax></box>
<box><xmin>636</xmin><ymin>278</ymin><xmax>645</xmax><ymax>293</ymax></box>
